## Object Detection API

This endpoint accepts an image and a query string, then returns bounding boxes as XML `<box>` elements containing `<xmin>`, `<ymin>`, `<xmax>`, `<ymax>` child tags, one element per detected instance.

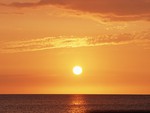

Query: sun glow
<box><xmin>73</xmin><ymin>66</ymin><xmax>82</xmax><ymax>75</ymax></box>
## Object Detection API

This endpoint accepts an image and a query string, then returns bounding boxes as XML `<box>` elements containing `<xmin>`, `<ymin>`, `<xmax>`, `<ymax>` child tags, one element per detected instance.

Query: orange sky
<box><xmin>0</xmin><ymin>0</ymin><xmax>150</xmax><ymax>94</ymax></box>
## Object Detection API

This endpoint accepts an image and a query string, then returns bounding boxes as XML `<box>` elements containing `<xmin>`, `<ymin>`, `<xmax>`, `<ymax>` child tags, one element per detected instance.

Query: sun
<box><xmin>73</xmin><ymin>66</ymin><xmax>82</xmax><ymax>75</ymax></box>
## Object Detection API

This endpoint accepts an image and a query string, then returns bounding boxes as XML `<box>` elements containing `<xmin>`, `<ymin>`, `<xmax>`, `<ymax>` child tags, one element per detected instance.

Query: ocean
<box><xmin>0</xmin><ymin>95</ymin><xmax>150</xmax><ymax>113</ymax></box>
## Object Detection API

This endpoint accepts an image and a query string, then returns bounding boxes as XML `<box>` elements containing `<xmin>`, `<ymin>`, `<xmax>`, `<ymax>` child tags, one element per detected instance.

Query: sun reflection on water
<box><xmin>69</xmin><ymin>95</ymin><xmax>87</xmax><ymax>113</ymax></box>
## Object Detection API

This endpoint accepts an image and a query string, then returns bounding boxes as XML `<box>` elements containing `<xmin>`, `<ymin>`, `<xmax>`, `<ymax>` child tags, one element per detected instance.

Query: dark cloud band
<box><xmin>5</xmin><ymin>0</ymin><xmax>150</xmax><ymax>21</ymax></box>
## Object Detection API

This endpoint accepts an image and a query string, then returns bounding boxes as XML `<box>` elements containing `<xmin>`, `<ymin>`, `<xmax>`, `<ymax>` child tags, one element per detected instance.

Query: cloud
<box><xmin>0</xmin><ymin>74</ymin><xmax>69</xmax><ymax>87</ymax></box>
<box><xmin>0</xmin><ymin>12</ymin><xmax>24</xmax><ymax>15</ymax></box>
<box><xmin>0</xmin><ymin>31</ymin><xmax>149</xmax><ymax>53</ymax></box>
<box><xmin>4</xmin><ymin>0</ymin><xmax>150</xmax><ymax>21</ymax></box>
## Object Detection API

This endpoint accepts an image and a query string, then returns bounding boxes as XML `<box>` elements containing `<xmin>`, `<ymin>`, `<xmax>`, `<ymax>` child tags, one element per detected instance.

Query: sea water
<box><xmin>0</xmin><ymin>94</ymin><xmax>150</xmax><ymax>113</ymax></box>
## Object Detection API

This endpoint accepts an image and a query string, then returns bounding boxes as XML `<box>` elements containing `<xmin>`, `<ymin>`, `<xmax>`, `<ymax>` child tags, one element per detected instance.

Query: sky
<box><xmin>0</xmin><ymin>0</ymin><xmax>150</xmax><ymax>94</ymax></box>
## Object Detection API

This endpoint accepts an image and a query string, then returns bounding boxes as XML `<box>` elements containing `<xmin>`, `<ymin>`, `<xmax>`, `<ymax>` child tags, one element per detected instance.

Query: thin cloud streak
<box><xmin>0</xmin><ymin>12</ymin><xmax>24</xmax><ymax>15</ymax></box>
<box><xmin>0</xmin><ymin>32</ymin><xmax>149</xmax><ymax>53</ymax></box>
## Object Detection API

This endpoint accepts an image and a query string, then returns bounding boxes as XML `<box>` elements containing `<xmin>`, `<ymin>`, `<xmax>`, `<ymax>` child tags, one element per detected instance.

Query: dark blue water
<box><xmin>0</xmin><ymin>95</ymin><xmax>150</xmax><ymax>113</ymax></box>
